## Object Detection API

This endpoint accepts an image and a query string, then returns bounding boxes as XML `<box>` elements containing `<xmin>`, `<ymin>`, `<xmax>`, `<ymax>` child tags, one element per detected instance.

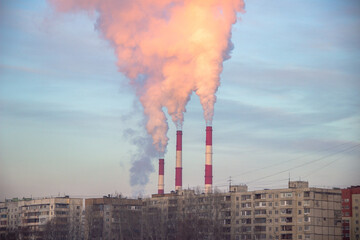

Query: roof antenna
<box><xmin>288</xmin><ymin>172</ymin><xmax>291</xmax><ymax>184</ymax></box>
<box><xmin>228</xmin><ymin>176</ymin><xmax>232</xmax><ymax>191</ymax></box>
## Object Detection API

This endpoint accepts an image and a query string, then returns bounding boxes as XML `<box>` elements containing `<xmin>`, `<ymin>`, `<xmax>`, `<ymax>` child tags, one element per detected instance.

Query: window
<box><xmin>298</xmin><ymin>226</ymin><xmax>302</xmax><ymax>231</ymax></box>
<box><xmin>304</xmin><ymin>208</ymin><xmax>310</xmax><ymax>214</ymax></box>
<box><xmin>241</xmin><ymin>203</ymin><xmax>251</xmax><ymax>208</ymax></box>
<box><xmin>241</xmin><ymin>195</ymin><xmax>251</xmax><ymax>201</ymax></box>
<box><xmin>344</xmin><ymin>199</ymin><xmax>349</xmax><ymax>202</ymax></box>
<box><xmin>281</xmin><ymin>234</ymin><xmax>292</xmax><ymax>239</ymax></box>
<box><xmin>241</xmin><ymin>226</ymin><xmax>251</xmax><ymax>232</ymax></box>
<box><xmin>281</xmin><ymin>192</ymin><xmax>293</xmax><ymax>198</ymax></box>
<box><xmin>298</xmin><ymin>201</ymin><xmax>302</xmax><ymax>206</ymax></box>
<box><xmin>269</xmin><ymin>194</ymin><xmax>272</xmax><ymax>198</ymax></box>
<box><xmin>281</xmin><ymin>208</ymin><xmax>292</xmax><ymax>214</ymax></box>
<box><xmin>254</xmin><ymin>226</ymin><xmax>266</xmax><ymax>231</ymax></box>
<box><xmin>304</xmin><ymin>200</ymin><xmax>309</xmax><ymax>206</ymax></box>
<box><xmin>298</xmin><ymin>235</ymin><xmax>302</xmax><ymax>239</ymax></box>
<box><xmin>298</xmin><ymin>210</ymin><xmax>302</xmax><ymax>214</ymax></box>
<box><xmin>245</xmin><ymin>202</ymin><xmax>252</xmax><ymax>208</ymax></box>
<box><xmin>281</xmin><ymin>217</ymin><xmax>292</xmax><ymax>223</ymax></box>
<box><xmin>254</xmin><ymin>218</ymin><xmax>266</xmax><ymax>224</ymax></box>
<box><xmin>241</xmin><ymin>218</ymin><xmax>251</xmax><ymax>224</ymax></box>
<box><xmin>281</xmin><ymin>200</ymin><xmax>292</xmax><ymax>206</ymax></box>
<box><xmin>269</xmin><ymin>202</ymin><xmax>273</xmax><ymax>207</ymax></box>
<box><xmin>304</xmin><ymin>225</ymin><xmax>310</xmax><ymax>231</ymax></box>
<box><xmin>304</xmin><ymin>192</ymin><xmax>310</xmax><ymax>197</ymax></box>
<box><xmin>281</xmin><ymin>225</ymin><xmax>293</xmax><ymax>231</ymax></box>
<box><xmin>304</xmin><ymin>216</ymin><xmax>310</xmax><ymax>222</ymax></box>
<box><xmin>241</xmin><ymin>210</ymin><xmax>252</xmax><ymax>216</ymax></box>
<box><xmin>254</xmin><ymin>194</ymin><xmax>266</xmax><ymax>199</ymax></box>
<box><xmin>255</xmin><ymin>202</ymin><xmax>266</xmax><ymax>207</ymax></box>
<box><xmin>254</xmin><ymin>210</ymin><xmax>267</xmax><ymax>215</ymax></box>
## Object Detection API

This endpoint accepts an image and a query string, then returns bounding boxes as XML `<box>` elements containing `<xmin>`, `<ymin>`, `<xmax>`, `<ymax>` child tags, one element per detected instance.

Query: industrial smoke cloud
<box><xmin>49</xmin><ymin>0</ymin><xmax>245</xmax><ymax>153</ymax></box>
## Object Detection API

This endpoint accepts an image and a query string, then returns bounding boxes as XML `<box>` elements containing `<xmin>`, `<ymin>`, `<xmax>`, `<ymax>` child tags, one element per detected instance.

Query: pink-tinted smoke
<box><xmin>49</xmin><ymin>0</ymin><xmax>245</xmax><ymax>152</ymax></box>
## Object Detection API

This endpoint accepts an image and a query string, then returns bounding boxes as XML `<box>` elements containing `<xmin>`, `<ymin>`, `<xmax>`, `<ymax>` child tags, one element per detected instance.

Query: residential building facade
<box><xmin>228</xmin><ymin>181</ymin><xmax>342</xmax><ymax>240</ymax></box>
<box><xmin>0</xmin><ymin>182</ymin><xmax>344</xmax><ymax>240</ymax></box>
<box><xmin>143</xmin><ymin>181</ymin><xmax>342</xmax><ymax>240</ymax></box>
<box><xmin>342</xmin><ymin>186</ymin><xmax>360</xmax><ymax>240</ymax></box>
<box><xmin>84</xmin><ymin>195</ymin><xmax>142</xmax><ymax>240</ymax></box>
<box><xmin>0</xmin><ymin>196</ymin><xmax>82</xmax><ymax>240</ymax></box>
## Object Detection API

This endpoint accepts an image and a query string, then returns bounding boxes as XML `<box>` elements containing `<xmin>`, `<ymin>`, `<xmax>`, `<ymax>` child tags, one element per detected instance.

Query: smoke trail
<box><xmin>123</xmin><ymin>127</ymin><xmax>158</xmax><ymax>193</ymax></box>
<box><xmin>49</xmin><ymin>0</ymin><xmax>245</xmax><ymax>149</ymax></box>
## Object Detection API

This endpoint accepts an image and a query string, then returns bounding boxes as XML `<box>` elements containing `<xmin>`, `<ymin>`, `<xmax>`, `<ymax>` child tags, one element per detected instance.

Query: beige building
<box><xmin>0</xmin><ymin>196</ymin><xmax>82</xmax><ymax>240</ymax></box>
<box><xmin>0</xmin><ymin>202</ymin><xmax>7</xmax><ymax>239</ymax></box>
<box><xmin>0</xmin><ymin>182</ymin><xmax>343</xmax><ymax>240</ymax></box>
<box><xmin>228</xmin><ymin>181</ymin><xmax>342</xmax><ymax>240</ymax></box>
<box><xmin>84</xmin><ymin>195</ymin><xmax>142</xmax><ymax>240</ymax></box>
<box><xmin>144</xmin><ymin>181</ymin><xmax>342</xmax><ymax>240</ymax></box>
<box><xmin>351</xmin><ymin>194</ymin><xmax>360</xmax><ymax>240</ymax></box>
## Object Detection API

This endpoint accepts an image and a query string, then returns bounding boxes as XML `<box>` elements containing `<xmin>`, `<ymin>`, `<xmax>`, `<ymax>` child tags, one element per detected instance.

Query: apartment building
<box><xmin>342</xmin><ymin>186</ymin><xmax>360</xmax><ymax>240</ymax></box>
<box><xmin>0</xmin><ymin>202</ymin><xmax>7</xmax><ymax>239</ymax></box>
<box><xmin>84</xmin><ymin>195</ymin><xmax>142</xmax><ymax>240</ymax></box>
<box><xmin>143</xmin><ymin>189</ymin><xmax>229</xmax><ymax>239</ymax></box>
<box><xmin>0</xmin><ymin>182</ymin><xmax>343</xmax><ymax>240</ymax></box>
<box><xmin>0</xmin><ymin>196</ymin><xmax>82</xmax><ymax>240</ymax></box>
<box><xmin>144</xmin><ymin>181</ymin><xmax>342</xmax><ymax>240</ymax></box>
<box><xmin>228</xmin><ymin>181</ymin><xmax>342</xmax><ymax>240</ymax></box>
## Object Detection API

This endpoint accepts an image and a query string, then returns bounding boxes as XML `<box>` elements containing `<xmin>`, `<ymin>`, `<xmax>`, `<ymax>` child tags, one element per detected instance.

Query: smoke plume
<box><xmin>49</xmin><ymin>0</ymin><xmax>245</xmax><ymax>152</ymax></box>
<box><xmin>123</xmin><ymin>128</ymin><xmax>158</xmax><ymax>193</ymax></box>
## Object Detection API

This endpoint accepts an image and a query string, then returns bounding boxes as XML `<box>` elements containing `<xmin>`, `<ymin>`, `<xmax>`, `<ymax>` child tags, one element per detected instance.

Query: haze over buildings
<box><xmin>0</xmin><ymin>0</ymin><xmax>359</xmax><ymax>201</ymax></box>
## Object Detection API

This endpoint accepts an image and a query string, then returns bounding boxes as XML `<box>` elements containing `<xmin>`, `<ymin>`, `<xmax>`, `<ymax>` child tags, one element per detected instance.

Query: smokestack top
<box><xmin>159</xmin><ymin>158</ymin><xmax>164</xmax><ymax>175</ymax></box>
<box><xmin>176</xmin><ymin>130</ymin><xmax>182</xmax><ymax>151</ymax></box>
<box><xmin>158</xmin><ymin>158</ymin><xmax>164</xmax><ymax>195</ymax></box>
<box><xmin>206</xmin><ymin>126</ymin><xmax>212</xmax><ymax>146</ymax></box>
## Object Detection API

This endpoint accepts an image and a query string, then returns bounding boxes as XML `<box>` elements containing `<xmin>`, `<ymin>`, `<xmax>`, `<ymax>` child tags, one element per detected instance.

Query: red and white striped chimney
<box><xmin>205</xmin><ymin>126</ymin><xmax>213</xmax><ymax>194</ymax></box>
<box><xmin>175</xmin><ymin>130</ymin><xmax>182</xmax><ymax>191</ymax></box>
<box><xmin>158</xmin><ymin>158</ymin><xmax>164</xmax><ymax>194</ymax></box>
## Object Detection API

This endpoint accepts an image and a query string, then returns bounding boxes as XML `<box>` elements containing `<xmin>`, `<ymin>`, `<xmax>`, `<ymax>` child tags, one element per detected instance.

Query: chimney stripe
<box><xmin>158</xmin><ymin>158</ymin><xmax>164</xmax><ymax>195</ymax></box>
<box><xmin>175</xmin><ymin>130</ymin><xmax>182</xmax><ymax>191</ymax></box>
<box><xmin>205</xmin><ymin>126</ymin><xmax>213</xmax><ymax>194</ymax></box>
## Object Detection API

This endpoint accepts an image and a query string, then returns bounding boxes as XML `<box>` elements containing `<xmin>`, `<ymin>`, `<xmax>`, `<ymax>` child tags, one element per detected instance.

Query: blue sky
<box><xmin>0</xmin><ymin>0</ymin><xmax>359</xmax><ymax>199</ymax></box>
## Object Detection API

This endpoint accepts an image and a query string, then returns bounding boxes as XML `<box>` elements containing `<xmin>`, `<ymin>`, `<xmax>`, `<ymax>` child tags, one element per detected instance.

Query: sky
<box><xmin>0</xmin><ymin>0</ymin><xmax>359</xmax><ymax>200</ymax></box>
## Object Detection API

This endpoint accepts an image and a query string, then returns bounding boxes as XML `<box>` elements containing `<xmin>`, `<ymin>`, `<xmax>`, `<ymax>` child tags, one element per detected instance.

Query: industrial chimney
<box><xmin>158</xmin><ymin>158</ymin><xmax>164</xmax><ymax>194</ymax></box>
<box><xmin>205</xmin><ymin>126</ymin><xmax>213</xmax><ymax>194</ymax></box>
<box><xmin>175</xmin><ymin>130</ymin><xmax>182</xmax><ymax>191</ymax></box>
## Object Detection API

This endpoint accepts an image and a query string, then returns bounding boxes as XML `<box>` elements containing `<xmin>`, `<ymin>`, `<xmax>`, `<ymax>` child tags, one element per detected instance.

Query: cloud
<box><xmin>0</xmin><ymin>100</ymin><xmax>123</xmax><ymax>134</ymax></box>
